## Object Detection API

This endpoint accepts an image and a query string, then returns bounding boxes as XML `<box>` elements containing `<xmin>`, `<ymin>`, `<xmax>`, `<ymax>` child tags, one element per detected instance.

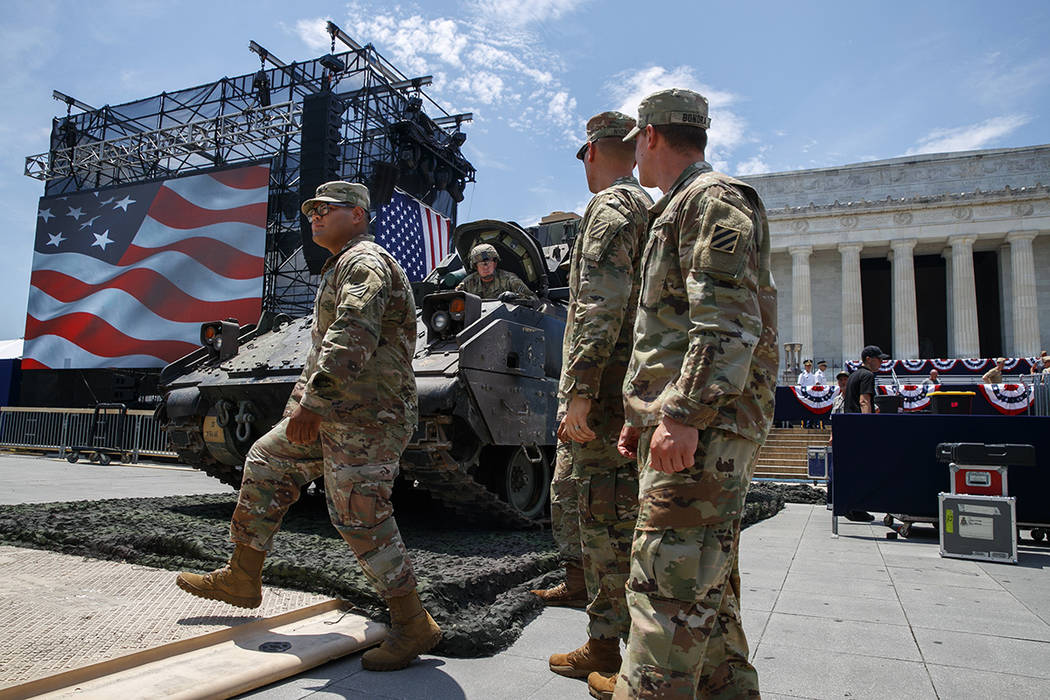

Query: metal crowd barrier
<box><xmin>1033</xmin><ymin>373</ymin><xmax>1050</xmax><ymax>417</ymax></box>
<box><xmin>0</xmin><ymin>407</ymin><xmax>177</xmax><ymax>461</ymax></box>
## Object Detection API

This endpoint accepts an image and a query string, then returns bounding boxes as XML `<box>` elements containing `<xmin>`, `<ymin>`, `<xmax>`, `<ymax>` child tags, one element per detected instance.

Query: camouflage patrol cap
<box><xmin>469</xmin><ymin>243</ymin><xmax>500</xmax><ymax>264</ymax></box>
<box><xmin>623</xmin><ymin>88</ymin><xmax>711</xmax><ymax>142</ymax></box>
<box><xmin>300</xmin><ymin>181</ymin><xmax>370</xmax><ymax>216</ymax></box>
<box><xmin>576</xmin><ymin>111</ymin><xmax>637</xmax><ymax>160</ymax></box>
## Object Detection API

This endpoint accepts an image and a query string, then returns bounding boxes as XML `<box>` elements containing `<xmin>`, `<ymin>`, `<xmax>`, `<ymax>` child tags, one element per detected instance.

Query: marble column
<box><xmin>839</xmin><ymin>243</ymin><xmax>864</xmax><ymax>363</ymax></box>
<box><xmin>949</xmin><ymin>236</ymin><xmax>981</xmax><ymax>358</ymax></box>
<box><xmin>1007</xmin><ymin>231</ymin><xmax>1040</xmax><ymax>356</ymax></box>
<box><xmin>790</xmin><ymin>245</ymin><xmax>814</xmax><ymax>361</ymax></box>
<box><xmin>889</xmin><ymin>238</ymin><xmax>918</xmax><ymax>359</ymax></box>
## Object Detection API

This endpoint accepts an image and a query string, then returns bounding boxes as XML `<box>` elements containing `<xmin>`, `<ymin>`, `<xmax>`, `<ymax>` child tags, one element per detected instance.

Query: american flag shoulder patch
<box><xmin>710</xmin><ymin>225</ymin><xmax>740</xmax><ymax>254</ymax></box>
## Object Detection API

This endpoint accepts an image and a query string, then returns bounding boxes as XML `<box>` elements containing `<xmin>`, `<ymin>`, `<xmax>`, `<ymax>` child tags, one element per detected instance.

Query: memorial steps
<box><xmin>754</xmin><ymin>426</ymin><xmax>830</xmax><ymax>480</ymax></box>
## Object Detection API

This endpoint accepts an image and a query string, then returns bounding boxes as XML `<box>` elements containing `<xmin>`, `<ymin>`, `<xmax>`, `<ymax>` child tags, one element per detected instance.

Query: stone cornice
<box><xmin>747</xmin><ymin>144</ymin><xmax>1050</xmax><ymax>210</ymax></box>
<box><xmin>766</xmin><ymin>183</ymin><xmax>1050</xmax><ymax>219</ymax></box>
<box><xmin>769</xmin><ymin>184</ymin><xmax>1050</xmax><ymax>254</ymax></box>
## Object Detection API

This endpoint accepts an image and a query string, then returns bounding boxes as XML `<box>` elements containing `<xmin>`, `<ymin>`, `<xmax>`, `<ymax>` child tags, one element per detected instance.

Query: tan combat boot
<box><xmin>529</xmin><ymin>561</ymin><xmax>588</xmax><ymax>608</ymax></box>
<box><xmin>587</xmin><ymin>670</ymin><xmax>617</xmax><ymax>700</ymax></box>
<box><xmin>361</xmin><ymin>589</ymin><xmax>442</xmax><ymax>671</ymax></box>
<box><xmin>548</xmin><ymin>637</ymin><xmax>621</xmax><ymax>678</ymax></box>
<box><xmin>175</xmin><ymin>544</ymin><xmax>264</xmax><ymax>609</ymax></box>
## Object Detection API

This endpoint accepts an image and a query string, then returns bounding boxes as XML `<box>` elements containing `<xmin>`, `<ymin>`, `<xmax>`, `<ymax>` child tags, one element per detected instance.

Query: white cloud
<box><xmin>606</xmin><ymin>65</ymin><xmax>749</xmax><ymax>171</ymax></box>
<box><xmin>324</xmin><ymin>2</ymin><xmax>585</xmax><ymax>144</ymax></box>
<box><xmin>736</xmin><ymin>156</ymin><xmax>770</xmax><ymax>176</ymax></box>
<box><xmin>905</xmin><ymin>115</ymin><xmax>1030</xmax><ymax>155</ymax></box>
<box><xmin>972</xmin><ymin>54</ymin><xmax>1050</xmax><ymax>106</ymax></box>
<box><xmin>470</xmin><ymin>0</ymin><xmax>589</xmax><ymax>27</ymax></box>
<box><xmin>451</xmin><ymin>71</ymin><xmax>505</xmax><ymax>104</ymax></box>
<box><xmin>292</xmin><ymin>17</ymin><xmax>332</xmax><ymax>53</ymax></box>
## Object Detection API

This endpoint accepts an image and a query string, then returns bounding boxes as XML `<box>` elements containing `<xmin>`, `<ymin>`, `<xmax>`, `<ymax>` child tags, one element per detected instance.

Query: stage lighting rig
<box><xmin>319</xmin><ymin>54</ymin><xmax>346</xmax><ymax>74</ymax></box>
<box><xmin>450</xmin><ymin>131</ymin><xmax>467</xmax><ymax>148</ymax></box>
<box><xmin>252</xmin><ymin>69</ymin><xmax>271</xmax><ymax>107</ymax></box>
<box><xmin>52</xmin><ymin>90</ymin><xmax>96</xmax><ymax>113</ymax></box>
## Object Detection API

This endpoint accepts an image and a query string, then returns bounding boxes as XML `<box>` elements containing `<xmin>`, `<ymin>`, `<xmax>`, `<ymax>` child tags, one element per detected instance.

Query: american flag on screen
<box><xmin>373</xmin><ymin>188</ymin><xmax>452</xmax><ymax>281</ymax></box>
<box><xmin>23</xmin><ymin>163</ymin><xmax>269</xmax><ymax>369</ymax></box>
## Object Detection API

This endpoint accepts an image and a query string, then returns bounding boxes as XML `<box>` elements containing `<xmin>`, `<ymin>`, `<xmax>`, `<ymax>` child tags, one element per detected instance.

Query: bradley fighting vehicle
<box><xmin>157</xmin><ymin>219</ymin><xmax>574</xmax><ymax>527</ymax></box>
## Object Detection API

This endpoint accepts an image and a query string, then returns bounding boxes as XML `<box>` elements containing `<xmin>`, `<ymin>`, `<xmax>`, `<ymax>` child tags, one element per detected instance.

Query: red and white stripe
<box><xmin>24</xmin><ymin>164</ymin><xmax>269</xmax><ymax>369</ymax></box>
<box><xmin>421</xmin><ymin>201</ymin><xmax>451</xmax><ymax>271</ymax></box>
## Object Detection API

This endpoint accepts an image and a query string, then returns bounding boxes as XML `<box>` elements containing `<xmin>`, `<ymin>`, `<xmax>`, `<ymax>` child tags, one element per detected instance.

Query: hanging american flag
<box><xmin>373</xmin><ymin>188</ymin><xmax>452</xmax><ymax>281</ymax></box>
<box><xmin>23</xmin><ymin>163</ymin><xmax>269</xmax><ymax>369</ymax></box>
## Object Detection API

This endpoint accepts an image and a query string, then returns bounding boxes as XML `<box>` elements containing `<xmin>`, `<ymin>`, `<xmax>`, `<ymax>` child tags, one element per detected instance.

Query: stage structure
<box><xmin>25</xmin><ymin>21</ymin><xmax>475</xmax><ymax>317</ymax></box>
<box><xmin>20</xmin><ymin>23</ymin><xmax>474</xmax><ymax>404</ymax></box>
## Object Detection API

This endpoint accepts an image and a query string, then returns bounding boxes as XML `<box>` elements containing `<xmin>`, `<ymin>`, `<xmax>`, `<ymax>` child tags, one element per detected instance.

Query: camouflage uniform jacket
<box><xmin>559</xmin><ymin>175</ymin><xmax>652</xmax><ymax>401</ymax></box>
<box><xmin>291</xmin><ymin>234</ymin><xmax>419</xmax><ymax>448</ymax></box>
<box><xmin>624</xmin><ymin>161</ymin><xmax>779</xmax><ymax>445</ymax></box>
<box><xmin>456</xmin><ymin>268</ymin><xmax>537</xmax><ymax>300</ymax></box>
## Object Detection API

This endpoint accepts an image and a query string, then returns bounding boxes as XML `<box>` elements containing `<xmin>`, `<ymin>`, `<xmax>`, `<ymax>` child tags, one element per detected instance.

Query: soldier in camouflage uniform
<box><xmin>544</xmin><ymin>112</ymin><xmax>653</xmax><ymax>681</ymax></box>
<box><xmin>589</xmin><ymin>90</ymin><xmax>779</xmax><ymax>700</ymax></box>
<box><xmin>176</xmin><ymin>181</ymin><xmax>441</xmax><ymax>672</ymax></box>
<box><xmin>530</xmin><ymin>439</ymin><xmax>589</xmax><ymax>607</ymax></box>
<box><xmin>456</xmin><ymin>243</ymin><xmax>538</xmax><ymax>300</ymax></box>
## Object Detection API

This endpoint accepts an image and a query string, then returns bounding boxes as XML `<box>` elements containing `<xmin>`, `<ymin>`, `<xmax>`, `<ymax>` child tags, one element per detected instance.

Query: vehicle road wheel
<box><xmin>98</xmin><ymin>452</ymin><xmax>112</xmax><ymax>466</ymax></box>
<box><xmin>66</xmin><ymin>452</ymin><xmax>78</xmax><ymax>464</ymax></box>
<box><xmin>495</xmin><ymin>446</ymin><xmax>550</xmax><ymax>520</ymax></box>
<box><xmin>121</xmin><ymin>453</ymin><xmax>132</xmax><ymax>464</ymax></box>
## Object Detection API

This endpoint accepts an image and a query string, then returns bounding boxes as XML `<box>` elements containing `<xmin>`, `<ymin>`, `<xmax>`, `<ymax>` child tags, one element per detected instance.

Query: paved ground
<box><xmin>2</xmin><ymin>452</ymin><xmax>1049</xmax><ymax>699</ymax></box>
<box><xmin>238</xmin><ymin>506</ymin><xmax>1050</xmax><ymax>699</ymax></box>
<box><xmin>0</xmin><ymin>451</ymin><xmax>233</xmax><ymax>504</ymax></box>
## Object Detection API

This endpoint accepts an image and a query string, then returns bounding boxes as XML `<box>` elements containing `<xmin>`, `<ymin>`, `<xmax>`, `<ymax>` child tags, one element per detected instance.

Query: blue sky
<box><xmin>2</xmin><ymin>0</ymin><xmax>1049</xmax><ymax>339</ymax></box>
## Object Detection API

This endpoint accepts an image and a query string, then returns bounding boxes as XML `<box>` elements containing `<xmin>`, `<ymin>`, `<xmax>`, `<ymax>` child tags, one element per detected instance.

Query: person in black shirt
<box><xmin>840</xmin><ymin>345</ymin><xmax>889</xmax><ymax>522</ymax></box>
<box><xmin>845</xmin><ymin>345</ymin><xmax>888</xmax><ymax>413</ymax></box>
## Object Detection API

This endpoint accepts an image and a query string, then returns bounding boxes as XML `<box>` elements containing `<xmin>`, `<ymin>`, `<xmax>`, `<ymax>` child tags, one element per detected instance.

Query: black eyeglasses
<box><xmin>307</xmin><ymin>202</ymin><xmax>352</xmax><ymax>218</ymax></box>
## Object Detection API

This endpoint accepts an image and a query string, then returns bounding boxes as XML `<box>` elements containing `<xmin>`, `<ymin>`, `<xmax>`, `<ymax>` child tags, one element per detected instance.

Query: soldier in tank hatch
<box><xmin>539</xmin><ymin>111</ymin><xmax>652</xmax><ymax>682</ymax></box>
<box><xmin>591</xmin><ymin>88</ymin><xmax>778</xmax><ymax>700</ymax></box>
<box><xmin>175</xmin><ymin>181</ymin><xmax>440</xmax><ymax>672</ymax></box>
<box><xmin>455</xmin><ymin>242</ymin><xmax>538</xmax><ymax>301</ymax></box>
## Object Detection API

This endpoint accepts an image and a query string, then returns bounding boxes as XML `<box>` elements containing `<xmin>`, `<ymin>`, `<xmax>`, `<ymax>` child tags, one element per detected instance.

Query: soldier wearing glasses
<box><xmin>176</xmin><ymin>181</ymin><xmax>440</xmax><ymax>672</ymax></box>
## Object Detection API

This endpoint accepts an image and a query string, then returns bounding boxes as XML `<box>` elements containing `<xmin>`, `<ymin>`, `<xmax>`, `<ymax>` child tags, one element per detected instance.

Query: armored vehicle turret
<box><xmin>158</xmin><ymin>219</ymin><xmax>571</xmax><ymax>527</ymax></box>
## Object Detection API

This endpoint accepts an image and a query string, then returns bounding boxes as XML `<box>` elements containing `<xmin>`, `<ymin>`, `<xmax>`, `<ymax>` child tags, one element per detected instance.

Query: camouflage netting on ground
<box><xmin>0</xmin><ymin>482</ymin><xmax>820</xmax><ymax>656</ymax></box>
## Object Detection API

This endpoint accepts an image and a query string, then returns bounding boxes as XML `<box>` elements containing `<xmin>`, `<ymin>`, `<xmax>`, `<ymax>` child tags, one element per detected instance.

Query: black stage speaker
<box><xmin>299</xmin><ymin>92</ymin><xmax>344</xmax><ymax>274</ymax></box>
<box><xmin>370</xmin><ymin>161</ymin><xmax>399</xmax><ymax>208</ymax></box>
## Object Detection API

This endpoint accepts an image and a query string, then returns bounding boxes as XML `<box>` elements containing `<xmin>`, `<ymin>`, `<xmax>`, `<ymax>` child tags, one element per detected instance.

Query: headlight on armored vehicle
<box><xmin>200</xmin><ymin>319</ymin><xmax>239</xmax><ymax>362</ymax></box>
<box><xmin>449</xmin><ymin>297</ymin><xmax>465</xmax><ymax>321</ymax></box>
<box><xmin>430</xmin><ymin>311</ymin><xmax>451</xmax><ymax>333</ymax></box>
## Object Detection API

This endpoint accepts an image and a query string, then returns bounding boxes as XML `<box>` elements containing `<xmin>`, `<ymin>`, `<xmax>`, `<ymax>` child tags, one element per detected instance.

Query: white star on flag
<box><xmin>113</xmin><ymin>195</ymin><xmax>136</xmax><ymax>211</ymax></box>
<box><xmin>92</xmin><ymin>230</ymin><xmax>114</xmax><ymax>250</ymax></box>
<box><xmin>80</xmin><ymin>215</ymin><xmax>100</xmax><ymax>230</ymax></box>
<box><xmin>47</xmin><ymin>232</ymin><xmax>66</xmax><ymax>247</ymax></box>
<box><xmin>38</xmin><ymin>208</ymin><xmax>54</xmax><ymax>222</ymax></box>
<box><xmin>67</xmin><ymin>206</ymin><xmax>84</xmax><ymax>220</ymax></box>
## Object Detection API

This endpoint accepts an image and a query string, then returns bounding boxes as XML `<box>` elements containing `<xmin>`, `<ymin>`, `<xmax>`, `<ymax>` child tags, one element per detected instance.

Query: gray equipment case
<box><xmin>939</xmin><ymin>493</ymin><xmax>1017</xmax><ymax>564</ymax></box>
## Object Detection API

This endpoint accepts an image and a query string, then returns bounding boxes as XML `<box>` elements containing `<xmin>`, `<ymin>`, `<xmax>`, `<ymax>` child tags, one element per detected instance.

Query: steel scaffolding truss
<box><xmin>24</xmin><ymin>24</ymin><xmax>474</xmax><ymax>317</ymax></box>
<box><xmin>25</xmin><ymin>101</ymin><xmax>302</xmax><ymax>184</ymax></box>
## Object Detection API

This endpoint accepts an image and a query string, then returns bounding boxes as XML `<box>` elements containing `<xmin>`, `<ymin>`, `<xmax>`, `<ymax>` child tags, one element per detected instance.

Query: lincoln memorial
<box><xmin>744</xmin><ymin>144</ymin><xmax>1050</xmax><ymax>373</ymax></box>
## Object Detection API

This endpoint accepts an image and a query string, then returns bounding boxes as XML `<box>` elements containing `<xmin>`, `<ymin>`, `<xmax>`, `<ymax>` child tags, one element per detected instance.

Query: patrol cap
<box><xmin>623</xmin><ymin>88</ymin><xmax>711</xmax><ymax>142</ymax></box>
<box><xmin>576</xmin><ymin>111</ymin><xmax>636</xmax><ymax>160</ymax></box>
<box><xmin>469</xmin><ymin>243</ymin><xmax>500</xmax><ymax>264</ymax></box>
<box><xmin>301</xmin><ymin>181</ymin><xmax>370</xmax><ymax>216</ymax></box>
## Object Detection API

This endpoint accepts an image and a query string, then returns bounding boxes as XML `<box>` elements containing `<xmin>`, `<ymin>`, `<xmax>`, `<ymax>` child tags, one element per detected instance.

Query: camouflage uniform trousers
<box><xmin>614</xmin><ymin>427</ymin><xmax>760</xmax><ymax>700</ymax></box>
<box><xmin>574</xmin><ymin>393</ymin><xmax>639</xmax><ymax>641</ymax></box>
<box><xmin>230</xmin><ymin>416</ymin><xmax>417</xmax><ymax>598</ymax></box>
<box><xmin>550</xmin><ymin>432</ymin><xmax>583</xmax><ymax>567</ymax></box>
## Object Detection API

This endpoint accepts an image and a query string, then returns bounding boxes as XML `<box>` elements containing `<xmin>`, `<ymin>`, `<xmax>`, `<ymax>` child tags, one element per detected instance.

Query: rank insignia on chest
<box><xmin>710</xmin><ymin>226</ymin><xmax>740</xmax><ymax>254</ymax></box>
